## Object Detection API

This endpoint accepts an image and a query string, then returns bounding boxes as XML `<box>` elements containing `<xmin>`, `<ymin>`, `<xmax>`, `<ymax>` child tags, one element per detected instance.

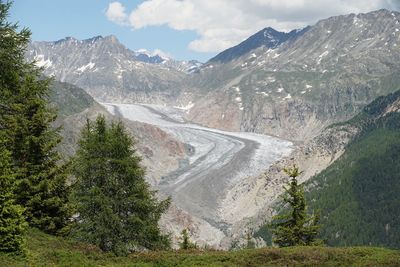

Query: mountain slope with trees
<box><xmin>305</xmin><ymin>89</ymin><xmax>400</xmax><ymax>248</ymax></box>
<box><xmin>255</xmin><ymin>89</ymin><xmax>400</xmax><ymax>249</ymax></box>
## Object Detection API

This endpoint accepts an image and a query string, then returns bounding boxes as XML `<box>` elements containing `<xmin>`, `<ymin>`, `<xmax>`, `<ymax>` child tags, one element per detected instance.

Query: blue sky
<box><xmin>10</xmin><ymin>0</ymin><xmax>399</xmax><ymax>62</ymax></box>
<box><xmin>10</xmin><ymin>0</ymin><xmax>213</xmax><ymax>61</ymax></box>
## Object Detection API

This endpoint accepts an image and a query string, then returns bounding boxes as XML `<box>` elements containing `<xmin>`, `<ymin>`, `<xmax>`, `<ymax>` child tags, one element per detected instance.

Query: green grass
<box><xmin>1</xmin><ymin>229</ymin><xmax>400</xmax><ymax>266</ymax></box>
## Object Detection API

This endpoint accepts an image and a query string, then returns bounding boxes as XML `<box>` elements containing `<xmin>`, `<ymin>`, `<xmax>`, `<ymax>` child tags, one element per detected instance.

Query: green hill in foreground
<box><xmin>1</xmin><ymin>229</ymin><xmax>399</xmax><ymax>267</ymax></box>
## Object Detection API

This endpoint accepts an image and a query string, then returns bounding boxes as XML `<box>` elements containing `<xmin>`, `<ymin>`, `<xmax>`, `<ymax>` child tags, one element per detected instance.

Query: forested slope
<box><xmin>306</xmin><ymin>90</ymin><xmax>400</xmax><ymax>247</ymax></box>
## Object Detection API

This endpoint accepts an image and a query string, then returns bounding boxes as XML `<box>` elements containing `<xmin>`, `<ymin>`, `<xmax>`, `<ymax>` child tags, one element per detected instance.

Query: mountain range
<box><xmin>208</xmin><ymin>26</ymin><xmax>311</xmax><ymax>63</ymax></box>
<box><xmin>28</xmin><ymin>35</ymin><xmax>201</xmax><ymax>103</ymax></box>
<box><xmin>27</xmin><ymin>8</ymin><xmax>400</xmax><ymax>248</ymax></box>
<box><xmin>28</xmin><ymin>9</ymin><xmax>400</xmax><ymax>142</ymax></box>
<box><xmin>185</xmin><ymin>9</ymin><xmax>400</xmax><ymax>141</ymax></box>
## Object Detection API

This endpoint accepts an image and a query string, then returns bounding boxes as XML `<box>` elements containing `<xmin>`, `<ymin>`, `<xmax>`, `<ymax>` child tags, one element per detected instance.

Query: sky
<box><xmin>10</xmin><ymin>0</ymin><xmax>400</xmax><ymax>62</ymax></box>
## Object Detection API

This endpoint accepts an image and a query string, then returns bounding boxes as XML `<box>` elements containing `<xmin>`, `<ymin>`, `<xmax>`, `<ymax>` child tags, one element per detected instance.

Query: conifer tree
<box><xmin>71</xmin><ymin>116</ymin><xmax>170</xmax><ymax>255</ymax></box>
<box><xmin>179</xmin><ymin>229</ymin><xmax>196</xmax><ymax>250</ymax></box>
<box><xmin>0</xmin><ymin>135</ymin><xmax>27</xmax><ymax>253</ymax></box>
<box><xmin>0</xmin><ymin>0</ymin><xmax>70</xmax><ymax>234</ymax></box>
<box><xmin>245</xmin><ymin>231</ymin><xmax>256</xmax><ymax>249</ymax></box>
<box><xmin>270</xmin><ymin>165</ymin><xmax>321</xmax><ymax>247</ymax></box>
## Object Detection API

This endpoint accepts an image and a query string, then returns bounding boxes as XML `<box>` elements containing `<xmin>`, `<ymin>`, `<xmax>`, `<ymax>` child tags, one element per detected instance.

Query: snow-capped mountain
<box><xmin>134</xmin><ymin>48</ymin><xmax>202</xmax><ymax>73</ymax></box>
<box><xmin>24</xmin><ymin>8</ymin><xmax>400</xmax><ymax>248</ymax></box>
<box><xmin>208</xmin><ymin>26</ymin><xmax>310</xmax><ymax>63</ymax></box>
<box><xmin>26</xmin><ymin>35</ymin><xmax>200</xmax><ymax>102</ymax></box>
<box><xmin>185</xmin><ymin>9</ymin><xmax>400</xmax><ymax>141</ymax></box>
<box><xmin>27</xmin><ymin>9</ymin><xmax>400</xmax><ymax>141</ymax></box>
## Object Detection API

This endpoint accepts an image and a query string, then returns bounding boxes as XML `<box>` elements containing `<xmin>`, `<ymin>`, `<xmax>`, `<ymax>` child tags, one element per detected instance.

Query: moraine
<box><xmin>102</xmin><ymin>103</ymin><xmax>293</xmax><ymax>236</ymax></box>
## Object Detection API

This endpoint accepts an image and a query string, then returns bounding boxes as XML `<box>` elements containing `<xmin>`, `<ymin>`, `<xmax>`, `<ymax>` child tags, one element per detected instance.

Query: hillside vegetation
<box><xmin>49</xmin><ymin>81</ymin><xmax>95</xmax><ymax>117</ymax></box>
<box><xmin>306</xmin><ymin>90</ymin><xmax>400</xmax><ymax>248</ymax></box>
<box><xmin>1</xmin><ymin>229</ymin><xmax>400</xmax><ymax>267</ymax></box>
<box><xmin>256</xmin><ymin>90</ymin><xmax>400</xmax><ymax>249</ymax></box>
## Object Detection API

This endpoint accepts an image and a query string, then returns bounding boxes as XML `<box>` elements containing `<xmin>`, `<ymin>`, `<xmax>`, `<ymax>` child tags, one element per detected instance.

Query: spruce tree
<box><xmin>270</xmin><ymin>165</ymin><xmax>321</xmax><ymax>247</ymax></box>
<box><xmin>0</xmin><ymin>1</ymin><xmax>70</xmax><ymax>234</ymax></box>
<box><xmin>72</xmin><ymin>116</ymin><xmax>171</xmax><ymax>255</ymax></box>
<box><xmin>0</xmin><ymin>134</ymin><xmax>27</xmax><ymax>253</ymax></box>
<box><xmin>179</xmin><ymin>229</ymin><xmax>196</xmax><ymax>250</ymax></box>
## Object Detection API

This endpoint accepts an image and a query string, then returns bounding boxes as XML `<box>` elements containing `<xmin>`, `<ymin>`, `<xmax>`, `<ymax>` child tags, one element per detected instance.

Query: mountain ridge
<box><xmin>25</xmin><ymin>8</ymin><xmax>400</xmax><ymax>246</ymax></box>
<box><xmin>27</xmin><ymin>35</ymin><xmax>188</xmax><ymax>102</ymax></box>
<box><xmin>184</xmin><ymin>8</ymin><xmax>400</xmax><ymax>141</ymax></box>
<box><xmin>208</xmin><ymin>26</ymin><xmax>310</xmax><ymax>64</ymax></box>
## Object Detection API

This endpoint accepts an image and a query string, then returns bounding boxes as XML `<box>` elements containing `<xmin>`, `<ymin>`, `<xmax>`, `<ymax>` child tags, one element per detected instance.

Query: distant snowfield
<box><xmin>102</xmin><ymin>103</ymin><xmax>293</xmax><ymax>235</ymax></box>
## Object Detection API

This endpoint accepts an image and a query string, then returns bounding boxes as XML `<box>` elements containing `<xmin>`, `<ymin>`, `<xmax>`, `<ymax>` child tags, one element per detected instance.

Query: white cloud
<box><xmin>105</xmin><ymin>2</ymin><xmax>128</xmax><ymax>26</ymax></box>
<box><xmin>106</xmin><ymin>0</ymin><xmax>399</xmax><ymax>53</ymax></box>
<box><xmin>152</xmin><ymin>49</ymin><xmax>173</xmax><ymax>59</ymax></box>
<box><xmin>136</xmin><ymin>48</ymin><xmax>173</xmax><ymax>59</ymax></box>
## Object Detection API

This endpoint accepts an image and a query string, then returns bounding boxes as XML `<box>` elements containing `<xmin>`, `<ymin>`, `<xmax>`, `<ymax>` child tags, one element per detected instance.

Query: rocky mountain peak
<box><xmin>83</xmin><ymin>35</ymin><xmax>104</xmax><ymax>42</ymax></box>
<box><xmin>83</xmin><ymin>35</ymin><xmax>121</xmax><ymax>45</ymax></box>
<box><xmin>207</xmin><ymin>25</ymin><xmax>309</xmax><ymax>64</ymax></box>
<box><xmin>230</xmin><ymin>8</ymin><xmax>400</xmax><ymax>75</ymax></box>
<box><xmin>26</xmin><ymin>34</ymin><xmax>197</xmax><ymax>101</ymax></box>
<box><xmin>54</xmin><ymin>36</ymin><xmax>80</xmax><ymax>45</ymax></box>
<box><xmin>184</xmin><ymin>8</ymin><xmax>400</xmax><ymax>142</ymax></box>
<box><xmin>104</xmin><ymin>34</ymin><xmax>119</xmax><ymax>43</ymax></box>
<box><xmin>52</xmin><ymin>35</ymin><xmax>122</xmax><ymax>47</ymax></box>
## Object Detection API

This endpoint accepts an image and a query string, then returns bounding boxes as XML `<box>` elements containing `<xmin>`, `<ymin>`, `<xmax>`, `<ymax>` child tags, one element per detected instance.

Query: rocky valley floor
<box><xmin>102</xmin><ymin>103</ymin><xmax>293</xmax><ymax>247</ymax></box>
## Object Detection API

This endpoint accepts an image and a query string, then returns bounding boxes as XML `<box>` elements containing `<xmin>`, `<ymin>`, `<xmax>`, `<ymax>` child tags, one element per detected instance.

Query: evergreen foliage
<box><xmin>0</xmin><ymin>0</ymin><xmax>70</xmax><ymax>234</ymax></box>
<box><xmin>270</xmin><ymin>166</ymin><xmax>321</xmax><ymax>247</ymax></box>
<box><xmin>49</xmin><ymin>81</ymin><xmax>94</xmax><ymax>117</ymax></box>
<box><xmin>245</xmin><ymin>231</ymin><xmax>256</xmax><ymax>249</ymax></box>
<box><xmin>71</xmin><ymin>116</ymin><xmax>171</xmax><ymax>255</ymax></box>
<box><xmin>0</xmin><ymin>135</ymin><xmax>27</xmax><ymax>253</ymax></box>
<box><xmin>179</xmin><ymin>229</ymin><xmax>196</xmax><ymax>250</ymax></box>
<box><xmin>306</xmin><ymin>110</ymin><xmax>400</xmax><ymax>248</ymax></box>
<box><xmin>256</xmin><ymin>90</ymin><xmax>400</xmax><ymax>248</ymax></box>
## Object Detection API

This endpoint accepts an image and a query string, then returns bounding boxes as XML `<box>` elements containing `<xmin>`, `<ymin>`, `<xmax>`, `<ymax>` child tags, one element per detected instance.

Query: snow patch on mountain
<box><xmin>76</xmin><ymin>62</ymin><xmax>95</xmax><ymax>73</ymax></box>
<box><xmin>174</xmin><ymin>101</ymin><xmax>195</xmax><ymax>112</ymax></box>
<box><xmin>283</xmin><ymin>93</ymin><xmax>292</xmax><ymax>100</ymax></box>
<box><xmin>34</xmin><ymin>54</ymin><xmax>52</xmax><ymax>68</ymax></box>
<box><xmin>317</xmin><ymin>51</ymin><xmax>329</xmax><ymax>64</ymax></box>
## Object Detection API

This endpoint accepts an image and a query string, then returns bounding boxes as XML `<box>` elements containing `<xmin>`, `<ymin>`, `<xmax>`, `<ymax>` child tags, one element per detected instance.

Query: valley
<box><xmin>20</xmin><ymin>7</ymin><xmax>400</xmax><ymax>250</ymax></box>
<box><xmin>102</xmin><ymin>103</ymin><xmax>292</xmax><ymax>245</ymax></box>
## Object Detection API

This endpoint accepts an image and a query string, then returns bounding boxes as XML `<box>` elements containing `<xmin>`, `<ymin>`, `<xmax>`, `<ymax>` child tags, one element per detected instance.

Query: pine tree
<box><xmin>71</xmin><ymin>116</ymin><xmax>171</xmax><ymax>255</ymax></box>
<box><xmin>245</xmin><ymin>231</ymin><xmax>256</xmax><ymax>249</ymax></box>
<box><xmin>270</xmin><ymin>165</ymin><xmax>322</xmax><ymax>247</ymax></box>
<box><xmin>179</xmin><ymin>229</ymin><xmax>196</xmax><ymax>250</ymax></box>
<box><xmin>0</xmin><ymin>1</ymin><xmax>70</xmax><ymax>234</ymax></box>
<box><xmin>0</xmin><ymin>134</ymin><xmax>27</xmax><ymax>253</ymax></box>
